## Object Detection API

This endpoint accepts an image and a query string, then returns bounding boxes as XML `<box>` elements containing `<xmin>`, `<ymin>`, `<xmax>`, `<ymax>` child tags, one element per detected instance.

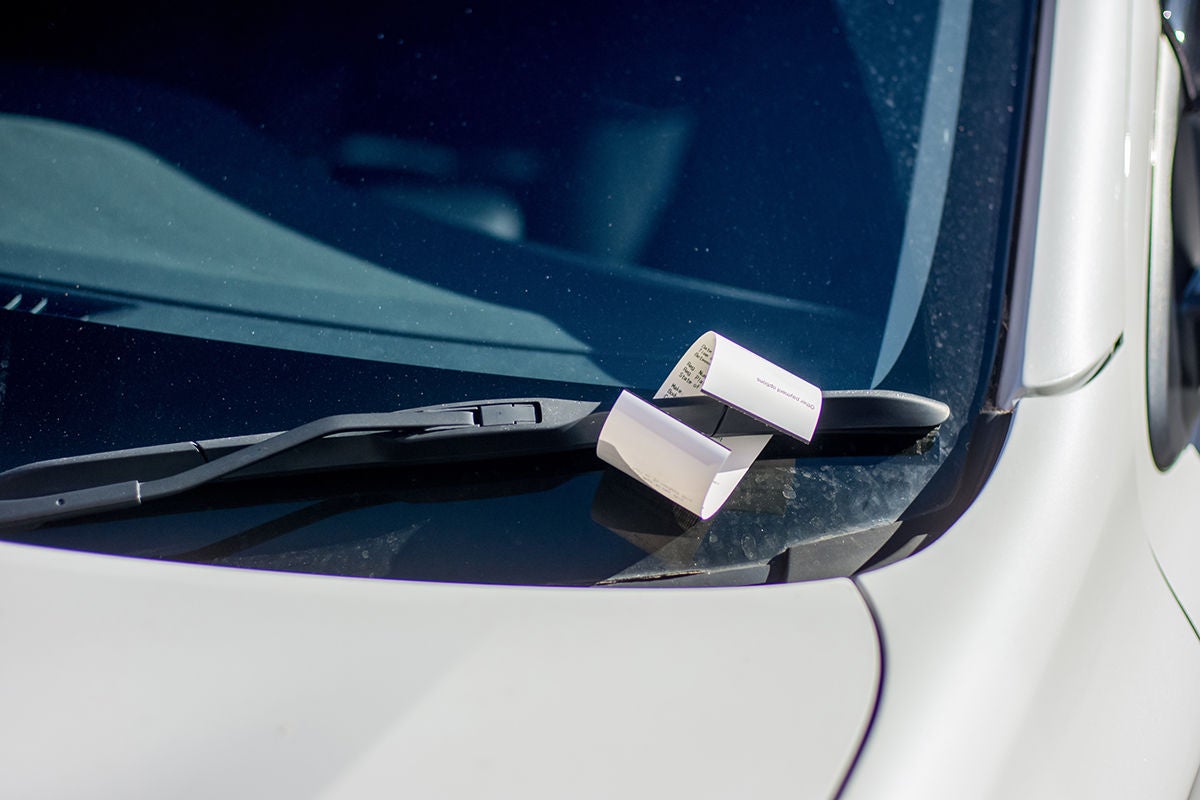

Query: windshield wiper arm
<box><xmin>0</xmin><ymin>390</ymin><xmax>949</xmax><ymax>530</ymax></box>
<box><xmin>0</xmin><ymin>399</ymin><xmax>592</xmax><ymax>530</ymax></box>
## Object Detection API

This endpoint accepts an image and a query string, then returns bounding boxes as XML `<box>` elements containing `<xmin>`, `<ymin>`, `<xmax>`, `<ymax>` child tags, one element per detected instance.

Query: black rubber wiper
<box><xmin>0</xmin><ymin>390</ymin><xmax>948</xmax><ymax>530</ymax></box>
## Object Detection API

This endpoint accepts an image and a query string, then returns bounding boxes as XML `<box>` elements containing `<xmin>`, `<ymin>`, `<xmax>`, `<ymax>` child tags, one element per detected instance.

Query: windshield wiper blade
<box><xmin>0</xmin><ymin>399</ymin><xmax>598</xmax><ymax>530</ymax></box>
<box><xmin>0</xmin><ymin>391</ymin><xmax>949</xmax><ymax>530</ymax></box>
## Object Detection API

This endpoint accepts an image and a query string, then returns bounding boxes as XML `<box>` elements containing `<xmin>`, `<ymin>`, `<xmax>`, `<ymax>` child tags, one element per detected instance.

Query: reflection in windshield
<box><xmin>0</xmin><ymin>0</ymin><xmax>952</xmax><ymax>391</ymax></box>
<box><xmin>0</xmin><ymin>114</ymin><xmax>612</xmax><ymax>383</ymax></box>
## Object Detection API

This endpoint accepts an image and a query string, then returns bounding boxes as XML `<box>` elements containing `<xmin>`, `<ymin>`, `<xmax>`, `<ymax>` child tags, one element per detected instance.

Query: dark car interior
<box><xmin>1</xmin><ymin>1</ymin><xmax>932</xmax><ymax>317</ymax></box>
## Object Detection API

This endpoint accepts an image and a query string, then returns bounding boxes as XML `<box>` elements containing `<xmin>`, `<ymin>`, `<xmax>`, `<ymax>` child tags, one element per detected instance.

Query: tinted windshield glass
<box><xmin>0</xmin><ymin>0</ymin><xmax>1034</xmax><ymax>584</ymax></box>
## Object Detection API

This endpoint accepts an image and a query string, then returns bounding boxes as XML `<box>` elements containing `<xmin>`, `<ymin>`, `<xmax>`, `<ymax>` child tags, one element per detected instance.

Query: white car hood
<box><xmin>0</xmin><ymin>539</ymin><xmax>879</xmax><ymax>799</ymax></box>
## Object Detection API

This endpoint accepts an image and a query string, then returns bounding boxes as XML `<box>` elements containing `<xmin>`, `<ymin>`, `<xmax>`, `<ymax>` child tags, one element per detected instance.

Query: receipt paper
<box><xmin>596</xmin><ymin>332</ymin><xmax>821</xmax><ymax>519</ymax></box>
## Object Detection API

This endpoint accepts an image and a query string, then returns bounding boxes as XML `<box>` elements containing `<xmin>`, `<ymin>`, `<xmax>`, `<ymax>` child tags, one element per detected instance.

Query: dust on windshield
<box><xmin>0</xmin><ymin>0</ymin><xmax>949</xmax><ymax>392</ymax></box>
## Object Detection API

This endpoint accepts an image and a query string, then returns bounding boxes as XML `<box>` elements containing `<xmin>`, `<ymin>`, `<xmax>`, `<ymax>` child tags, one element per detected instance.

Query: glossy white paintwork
<box><xmin>0</xmin><ymin>540</ymin><xmax>879</xmax><ymax>799</ymax></box>
<box><xmin>1142</xmin><ymin>35</ymin><xmax>1200</xmax><ymax>631</ymax></box>
<box><xmin>848</xmin><ymin>350</ymin><xmax>1200</xmax><ymax>798</ymax></box>
<box><xmin>846</xmin><ymin>2</ymin><xmax>1200</xmax><ymax>797</ymax></box>
<box><xmin>1017</xmin><ymin>0</ymin><xmax>1132</xmax><ymax>394</ymax></box>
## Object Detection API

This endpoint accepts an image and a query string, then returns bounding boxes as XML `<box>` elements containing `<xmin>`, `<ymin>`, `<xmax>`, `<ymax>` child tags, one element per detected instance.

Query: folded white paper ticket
<box><xmin>597</xmin><ymin>332</ymin><xmax>822</xmax><ymax>519</ymax></box>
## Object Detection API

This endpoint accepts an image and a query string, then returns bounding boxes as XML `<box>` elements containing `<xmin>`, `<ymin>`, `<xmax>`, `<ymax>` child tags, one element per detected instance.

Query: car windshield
<box><xmin>0</xmin><ymin>0</ymin><xmax>1034</xmax><ymax>585</ymax></box>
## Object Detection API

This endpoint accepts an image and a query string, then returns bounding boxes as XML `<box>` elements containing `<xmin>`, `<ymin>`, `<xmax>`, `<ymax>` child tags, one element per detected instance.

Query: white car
<box><xmin>1</xmin><ymin>0</ymin><xmax>1198</xmax><ymax>797</ymax></box>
